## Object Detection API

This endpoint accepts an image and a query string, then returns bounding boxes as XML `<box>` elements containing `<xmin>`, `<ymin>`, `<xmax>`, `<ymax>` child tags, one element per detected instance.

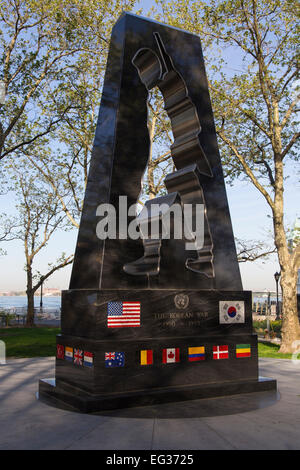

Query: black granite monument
<box><xmin>39</xmin><ymin>13</ymin><xmax>276</xmax><ymax>412</ymax></box>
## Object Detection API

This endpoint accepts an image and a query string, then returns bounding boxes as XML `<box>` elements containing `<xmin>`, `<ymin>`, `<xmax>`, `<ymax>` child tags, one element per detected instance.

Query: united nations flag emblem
<box><xmin>174</xmin><ymin>294</ymin><xmax>189</xmax><ymax>310</ymax></box>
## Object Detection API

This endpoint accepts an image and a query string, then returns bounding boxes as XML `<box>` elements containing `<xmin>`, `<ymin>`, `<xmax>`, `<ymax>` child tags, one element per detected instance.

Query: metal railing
<box><xmin>252</xmin><ymin>300</ymin><xmax>282</xmax><ymax>317</ymax></box>
<box><xmin>0</xmin><ymin>306</ymin><xmax>61</xmax><ymax>326</ymax></box>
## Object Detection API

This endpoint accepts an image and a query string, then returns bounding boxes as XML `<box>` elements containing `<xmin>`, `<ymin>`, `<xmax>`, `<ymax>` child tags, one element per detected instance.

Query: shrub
<box><xmin>0</xmin><ymin>312</ymin><xmax>16</xmax><ymax>327</ymax></box>
<box><xmin>270</xmin><ymin>321</ymin><xmax>282</xmax><ymax>335</ymax></box>
<box><xmin>253</xmin><ymin>320</ymin><xmax>282</xmax><ymax>338</ymax></box>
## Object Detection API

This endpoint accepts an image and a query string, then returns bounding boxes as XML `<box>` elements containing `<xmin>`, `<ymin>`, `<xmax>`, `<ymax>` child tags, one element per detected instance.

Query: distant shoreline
<box><xmin>0</xmin><ymin>292</ymin><xmax>61</xmax><ymax>297</ymax></box>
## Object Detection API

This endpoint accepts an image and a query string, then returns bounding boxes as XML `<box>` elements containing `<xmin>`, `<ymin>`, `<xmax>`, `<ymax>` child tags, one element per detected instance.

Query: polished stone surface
<box><xmin>61</xmin><ymin>289</ymin><xmax>254</xmax><ymax>340</ymax></box>
<box><xmin>70</xmin><ymin>12</ymin><xmax>242</xmax><ymax>291</ymax></box>
<box><xmin>46</xmin><ymin>288</ymin><xmax>262</xmax><ymax>404</ymax></box>
<box><xmin>38</xmin><ymin>13</ymin><xmax>276</xmax><ymax>412</ymax></box>
<box><xmin>39</xmin><ymin>376</ymin><xmax>276</xmax><ymax>413</ymax></box>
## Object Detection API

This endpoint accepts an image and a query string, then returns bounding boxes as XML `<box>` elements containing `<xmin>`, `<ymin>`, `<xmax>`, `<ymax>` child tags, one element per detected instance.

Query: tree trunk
<box><xmin>279</xmin><ymin>269</ymin><xmax>300</xmax><ymax>353</ymax></box>
<box><xmin>271</xmin><ymin>144</ymin><xmax>300</xmax><ymax>352</ymax></box>
<box><xmin>25</xmin><ymin>268</ymin><xmax>35</xmax><ymax>327</ymax></box>
<box><xmin>147</xmin><ymin>114</ymin><xmax>157</xmax><ymax>200</ymax></box>
<box><xmin>148</xmin><ymin>165</ymin><xmax>156</xmax><ymax>200</ymax></box>
<box><xmin>273</xmin><ymin>210</ymin><xmax>300</xmax><ymax>352</ymax></box>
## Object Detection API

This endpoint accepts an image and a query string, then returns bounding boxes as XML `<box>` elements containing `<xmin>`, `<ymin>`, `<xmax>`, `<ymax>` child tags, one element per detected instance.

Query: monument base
<box><xmin>39</xmin><ymin>376</ymin><xmax>277</xmax><ymax>414</ymax></box>
<box><xmin>40</xmin><ymin>289</ymin><xmax>277</xmax><ymax>413</ymax></box>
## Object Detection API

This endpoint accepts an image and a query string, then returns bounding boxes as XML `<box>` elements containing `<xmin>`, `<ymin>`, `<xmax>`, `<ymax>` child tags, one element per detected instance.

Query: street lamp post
<box><xmin>266</xmin><ymin>291</ymin><xmax>271</xmax><ymax>333</ymax></box>
<box><xmin>274</xmin><ymin>271</ymin><xmax>281</xmax><ymax>321</ymax></box>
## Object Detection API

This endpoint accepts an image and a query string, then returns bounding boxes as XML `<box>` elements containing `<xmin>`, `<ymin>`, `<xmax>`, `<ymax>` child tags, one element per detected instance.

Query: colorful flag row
<box><xmin>139</xmin><ymin>345</ymin><xmax>252</xmax><ymax>365</ymax></box>
<box><xmin>57</xmin><ymin>344</ymin><xmax>252</xmax><ymax>369</ymax></box>
<box><xmin>56</xmin><ymin>345</ymin><xmax>93</xmax><ymax>367</ymax></box>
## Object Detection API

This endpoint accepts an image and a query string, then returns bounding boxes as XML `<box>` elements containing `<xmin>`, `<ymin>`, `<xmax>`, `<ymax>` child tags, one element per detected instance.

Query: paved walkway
<box><xmin>0</xmin><ymin>357</ymin><xmax>299</xmax><ymax>450</ymax></box>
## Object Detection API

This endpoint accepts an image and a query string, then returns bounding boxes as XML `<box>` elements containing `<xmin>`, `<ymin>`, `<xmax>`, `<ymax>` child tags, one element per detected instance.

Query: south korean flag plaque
<box><xmin>219</xmin><ymin>301</ymin><xmax>245</xmax><ymax>324</ymax></box>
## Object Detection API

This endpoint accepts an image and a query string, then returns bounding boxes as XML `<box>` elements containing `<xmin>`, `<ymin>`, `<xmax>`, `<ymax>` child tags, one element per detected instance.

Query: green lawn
<box><xmin>0</xmin><ymin>327</ymin><xmax>293</xmax><ymax>360</ymax></box>
<box><xmin>258</xmin><ymin>341</ymin><xmax>292</xmax><ymax>359</ymax></box>
<box><xmin>0</xmin><ymin>327</ymin><xmax>60</xmax><ymax>358</ymax></box>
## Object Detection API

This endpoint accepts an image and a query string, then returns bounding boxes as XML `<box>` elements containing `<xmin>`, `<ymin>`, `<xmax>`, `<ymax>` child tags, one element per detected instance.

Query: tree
<box><xmin>0</xmin><ymin>213</ymin><xmax>18</xmax><ymax>256</ymax></box>
<box><xmin>0</xmin><ymin>0</ymin><xmax>138</xmax><ymax>228</ymax></box>
<box><xmin>22</xmin><ymin>53</ymin><xmax>104</xmax><ymax>229</ymax></box>
<box><xmin>1</xmin><ymin>1</ymin><xmax>140</xmax><ymax>324</ymax></box>
<box><xmin>155</xmin><ymin>0</ymin><xmax>300</xmax><ymax>352</ymax></box>
<box><xmin>236</xmin><ymin>238</ymin><xmax>276</xmax><ymax>263</ymax></box>
<box><xmin>5</xmin><ymin>158</ymin><xmax>73</xmax><ymax>326</ymax></box>
<box><xmin>0</xmin><ymin>0</ymin><xmax>137</xmax><ymax>163</ymax></box>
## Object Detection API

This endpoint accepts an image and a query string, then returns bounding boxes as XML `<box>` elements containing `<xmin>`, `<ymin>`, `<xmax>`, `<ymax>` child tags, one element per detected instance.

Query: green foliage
<box><xmin>253</xmin><ymin>319</ymin><xmax>282</xmax><ymax>336</ymax></box>
<box><xmin>152</xmin><ymin>1</ymin><xmax>300</xmax><ymax>350</ymax></box>
<box><xmin>0</xmin><ymin>0</ymin><xmax>140</xmax><ymax>239</ymax></box>
<box><xmin>154</xmin><ymin>0</ymin><xmax>299</xmax><ymax>183</ymax></box>
<box><xmin>0</xmin><ymin>0</ymin><xmax>138</xmax><ymax>162</ymax></box>
<box><xmin>0</xmin><ymin>312</ymin><xmax>16</xmax><ymax>326</ymax></box>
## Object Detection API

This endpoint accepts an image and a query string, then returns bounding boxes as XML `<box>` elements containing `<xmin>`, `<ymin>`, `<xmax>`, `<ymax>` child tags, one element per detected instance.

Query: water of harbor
<box><xmin>0</xmin><ymin>296</ymin><xmax>61</xmax><ymax>309</ymax></box>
